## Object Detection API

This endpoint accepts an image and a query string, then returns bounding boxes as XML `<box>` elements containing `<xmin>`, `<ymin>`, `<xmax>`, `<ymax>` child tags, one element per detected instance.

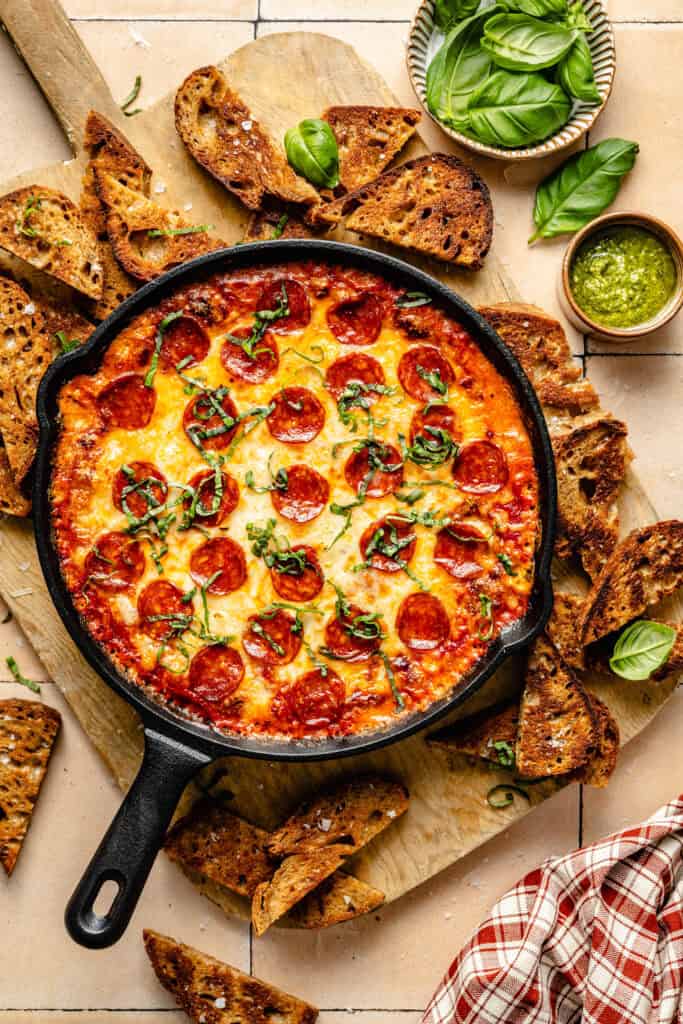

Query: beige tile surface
<box><xmin>608</xmin><ymin>0</ymin><xmax>683</xmax><ymax>20</ymax></box>
<box><xmin>261</xmin><ymin>0</ymin><xmax>416</xmax><ymax>20</ymax></box>
<box><xmin>66</xmin><ymin>0</ymin><xmax>257</xmax><ymax>18</ymax></box>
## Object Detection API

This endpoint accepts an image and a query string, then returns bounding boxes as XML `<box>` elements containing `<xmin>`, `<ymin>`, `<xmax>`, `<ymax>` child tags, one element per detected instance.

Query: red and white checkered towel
<box><xmin>422</xmin><ymin>796</ymin><xmax>683</xmax><ymax>1024</ymax></box>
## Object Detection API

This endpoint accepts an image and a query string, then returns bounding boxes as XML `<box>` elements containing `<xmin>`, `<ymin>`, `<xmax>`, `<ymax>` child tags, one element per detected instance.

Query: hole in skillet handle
<box><xmin>64</xmin><ymin>728</ymin><xmax>211</xmax><ymax>949</ymax></box>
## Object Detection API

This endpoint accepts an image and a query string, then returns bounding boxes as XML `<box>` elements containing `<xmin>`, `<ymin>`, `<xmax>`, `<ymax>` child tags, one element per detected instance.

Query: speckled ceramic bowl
<box><xmin>407</xmin><ymin>0</ymin><xmax>616</xmax><ymax>161</ymax></box>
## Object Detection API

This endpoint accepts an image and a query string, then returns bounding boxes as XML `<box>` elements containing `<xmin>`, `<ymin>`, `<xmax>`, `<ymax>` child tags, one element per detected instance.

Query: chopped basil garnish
<box><xmin>486</xmin><ymin>784</ymin><xmax>530</xmax><ymax>810</ymax></box>
<box><xmin>5</xmin><ymin>656</ymin><xmax>40</xmax><ymax>693</ymax></box>
<box><xmin>250</xmin><ymin>619</ymin><xmax>286</xmax><ymax>657</ymax></box>
<box><xmin>145</xmin><ymin>310</ymin><xmax>184</xmax><ymax>388</ymax></box>
<box><xmin>147</xmin><ymin>224</ymin><xmax>213</xmax><ymax>238</ymax></box>
<box><xmin>498</xmin><ymin>553</ymin><xmax>517</xmax><ymax>576</ymax></box>
<box><xmin>396</xmin><ymin>291</ymin><xmax>432</xmax><ymax>309</ymax></box>
<box><xmin>395</xmin><ymin>488</ymin><xmax>425</xmax><ymax>506</ymax></box>
<box><xmin>379</xmin><ymin>650</ymin><xmax>405</xmax><ymax>711</ymax></box>
<box><xmin>17</xmin><ymin>195</ymin><xmax>43</xmax><ymax>239</ymax></box>
<box><xmin>416</xmin><ymin>364</ymin><xmax>448</xmax><ymax>397</ymax></box>
<box><xmin>246</xmin><ymin>519</ymin><xmax>310</xmax><ymax>576</ymax></box>
<box><xmin>55</xmin><ymin>330</ymin><xmax>80</xmax><ymax>354</ymax></box>
<box><xmin>121</xmin><ymin>74</ymin><xmax>143</xmax><ymax>116</ymax></box>
<box><xmin>224</xmin><ymin>283</ymin><xmax>289</xmax><ymax>360</ymax></box>
<box><xmin>334</xmin><ymin>380</ymin><xmax>395</xmax><ymax>431</ymax></box>
<box><xmin>492</xmin><ymin>740</ymin><xmax>515</xmax><ymax>768</ymax></box>
<box><xmin>400</xmin><ymin>426</ymin><xmax>459</xmax><ymax>468</ymax></box>
<box><xmin>245</xmin><ymin>454</ymin><xmax>288</xmax><ymax>494</ymax></box>
<box><xmin>270</xmin><ymin>214</ymin><xmax>289</xmax><ymax>239</ymax></box>
<box><xmin>478</xmin><ymin>594</ymin><xmax>494</xmax><ymax>640</ymax></box>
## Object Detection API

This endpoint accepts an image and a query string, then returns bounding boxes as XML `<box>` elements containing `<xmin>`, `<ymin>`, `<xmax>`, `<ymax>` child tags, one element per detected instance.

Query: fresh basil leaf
<box><xmin>426</xmin><ymin>7</ymin><xmax>499</xmax><ymax>132</ymax></box>
<box><xmin>558</xmin><ymin>32</ymin><xmax>600</xmax><ymax>103</ymax></box>
<box><xmin>565</xmin><ymin>0</ymin><xmax>592</xmax><ymax>31</ymax></box>
<box><xmin>284</xmin><ymin>118</ymin><xmax>340</xmax><ymax>189</ymax></box>
<box><xmin>482</xmin><ymin>13</ymin><xmax>577</xmax><ymax>71</ymax></box>
<box><xmin>467</xmin><ymin>69</ymin><xmax>571</xmax><ymax>147</ymax></box>
<box><xmin>609</xmin><ymin>620</ymin><xmax>676</xmax><ymax>681</ymax></box>
<box><xmin>529</xmin><ymin>138</ymin><xmax>639</xmax><ymax>241</ymax></box>
<box><xmin>433</xmin><ymin>0</ymin><xmax>481</xmax><ymax>32</ymax></box>
<box><xmin>500</xmin><ymin>0</ymin><xmax>567</xmax><ymax>17</ymax></box>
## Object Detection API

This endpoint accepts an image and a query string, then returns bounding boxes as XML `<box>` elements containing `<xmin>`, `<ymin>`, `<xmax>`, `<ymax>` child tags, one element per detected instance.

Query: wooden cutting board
<box><xmin>0</xmin><ymin>0</ymin><xmax>679</xmax><ymax>923</ymax></box>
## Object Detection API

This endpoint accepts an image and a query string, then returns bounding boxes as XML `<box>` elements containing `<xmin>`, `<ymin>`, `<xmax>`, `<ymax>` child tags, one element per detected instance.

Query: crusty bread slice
<box><xmin>324</xmin><ymin>105</ymin><xmax>421</xmax><ymax>191</ymax></box>
<box><xmin>143</xmin><ymin>929</ymin><xmax>318</xmax><ymax>1023</ymax></box>
<box><xmin>427</xmin><ymin>701</ymin><xmax>519</xmax><ymax>766</ymax></box>
<box><xmin>252</xmin><ymin>846</ymin><xmax>351</xmax><ymax>936</ymax></box>
<box><xmin>288</xmin><ymin>872</ymin><xmax>385</xmax><ymax>929</ymax></box>
<box><xmin>516</xmin><ymin>635</ymin><xmax>597</xmax><ymax>779</ymax></box>
<box><xmin>337</xmin><ymin>154</ymin><xmax>493</xmax><ymax>269</ymax></box>
<box><xmin>0</xmin><ymin>699</ymin><xmax>61</xmax><ymax>875</ymax></box>
<box><xmin>0</xmin><ymin>187</ymin><xmax>102</xmax><ymax>299</ymax></box>
<box><xmin>553</xmin><ymin>418</ymin><xmax>631</xmax><ymax>580</ymax></box>
<box><xmin>653</xmin><ymin>622</ymin><xmax>683</xmax><ymax>682</ymax></box>
<box><xmin>267</xmin><ymin>775</ymin><xmax>409</xmax><ymax>858</ymax></box>
<box><xmin>0</xmin><ymin>276</ymin><xmax>53</xmax><ymax>487</ymax></box>
<box><xmin>478</xmin><ymin>303</ymin><xmax>599</xmax><ymax>418</ymax></box>
<box><xmin>0</xmin><ymin>444</ymin><xmax>30</xmax><ymax>517</ymax></box>
<box><xmin>575</xmin><ymin>694</ymin><xmax>619</xmax><ymax>788</ymax></box>
<box><xmin>38</xmin><ymin>298</ymin><xmax>93</xmax><ymax>356</ymax></box>
<box><xmin>545</xmin><ymin>591</ymin><xmax>585</xmax><ymax>670</ymax></box>
<box><xmin>243</xmin><ymin>207</ymin><xmax>314</xmax><ymax>242</ymax></box>
<box><xmin>94</xmin><ymin>172</ymin><xmax>225</xmax><ymax>282</ymax></box>
<box><xmin>581</xmin><ymin>520</ymin><xmax>683</xmax><ymax>646</ymax></box>
<box><xmin>175</xmin><ymin>66</ymin><xmax>318</xmax><ymax>212</ymax></box>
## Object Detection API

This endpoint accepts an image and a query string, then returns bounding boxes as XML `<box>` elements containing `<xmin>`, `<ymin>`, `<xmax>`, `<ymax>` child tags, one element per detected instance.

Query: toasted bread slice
<box><xmin>0</xmin><ymin>276</ymin><xmax>53</xmax><ymax>487</ymax></box>
<box><xmin>581</xmin><ymin>521</ymin><xmax>683</xmax><ymax>646</ymax></box>
<box><xmin>267</xmin><ymin>775</ymin><xmax>409</xmax><ymax>858</ymax></box>
<box><xmin>575</xmin><ymin>694</ymin><xmax>619</xmax><ymax>788</ymax></box>
<box><xmin>478</xmin><ymin>304</ymin><xmax>598</xmax><ymax>418</ymax></box>
<box><xmin>653</xmin><ymin>622</ymin><xmax>683</xmax><ymax>682</ymax></box>
<box><xmin>427</xmin><ymin>701</ymin><xmax>519</xmax><ymax>767</ymax></box>
<box><xmin>0</xmin><ymin>443</ymin><xmax>30</xmax><ymax>517</ymax></box>
<box><xmin>545</xmin><ymin>592</ymin><xmax>585</xmax><ymax>670</ymax></box>
<box><xmin>0</xmin><ymin>698</ymin><xmax>61</xmax><ymax>875</ymax></box>
<box><xmin>288</xmin><ymin>872</ymin><xmax>385</xmax><ymax>929</ymax></box>
<box><xmin>38</xmin><ymin>298</ymin><xmax>93</xmax><ymax>356</ymax></box>
<box><xmin>243</xmin><ymin>207</ymin><xmax>314</xmax><ymax>242</ymax></box>
<box><xmin>516</xmin><ymin>635</ymin><xmax>597</xmax><ymax>779</ymax></box>
<box><xmin>323</xmin><ymin>105</ymin><xmax>421</xmax><ymax>191</ymax></box>
<box><xmin>143</xmin><ymin>929</ymin><xmax>318</xmax><ymax>1023</ymax></box>
<box><xmin>553</xmin><ymin>418</ymin><xmax>631</xmax><ymax>579</ymax></box>
<box><xmin>0</xmin><ymin>187</ymin><xmax>102</xmax><ymax>300</ymax></box>
<box><xmin>164</xmin><ymin>803</ymin><xmax>277</xmax><ymax>898</ymax></box>
<box><xmin>337</xmin><ymin>154</ymin><xmax>493</xmax><ymax>269</ymax></box>
<box><xmin>175</xmin><ymin>66</ymin><xmax>318</xmax><ymax>212</ymax></box>
<box><xmin>94</xmin><ymin>172</ymin><xmax>225</xmax><ymax>282</ymax></box>
<box><xmin>252</xmin><ymin>846</ymin><xmax>352</xmax><ymax>936</ymax></box>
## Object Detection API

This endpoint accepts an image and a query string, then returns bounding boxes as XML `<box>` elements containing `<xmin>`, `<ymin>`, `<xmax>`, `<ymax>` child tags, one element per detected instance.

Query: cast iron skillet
<box><xmin>33</xmin><ymin>240</ymin><xmax>556</xmax><ymax>949</ymax></box>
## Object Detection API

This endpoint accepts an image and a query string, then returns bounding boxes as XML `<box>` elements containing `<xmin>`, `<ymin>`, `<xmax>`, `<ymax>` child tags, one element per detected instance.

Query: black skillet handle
<box><xmin>65</xmin><ymin>728</ymin><xmax>211</xmax><ymax>949</ymax></box>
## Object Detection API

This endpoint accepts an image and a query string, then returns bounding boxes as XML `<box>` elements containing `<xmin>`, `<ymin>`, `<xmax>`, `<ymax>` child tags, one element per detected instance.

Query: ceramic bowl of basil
<box><xmin>407</xmin><ymin>0</ymin><xmax>616</xmax><ymax>161</ymax></box>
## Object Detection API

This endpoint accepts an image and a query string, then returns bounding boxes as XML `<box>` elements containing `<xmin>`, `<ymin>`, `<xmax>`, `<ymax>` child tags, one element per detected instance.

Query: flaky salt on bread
<box><xmin>252</xmin><ymin>846</ymin><xmax>352</xmax><ymax>936</ymax></box>
<box><xmin>323</xmin><ymin>105</ymin><xmax>421</xmax><ymax>191</ymax></box>
<box><xmin>287</xmin><ymin>871</ymin><xmax>385</xmax><ymax>929</ymax></box>
<box><xmin>427</xmin><ymin>701</ymin><xmax>519</xmax><ymax>765</ymax></box>
<box><xmin>243</xmin><ymin>207</ymin><xmax>314</xmax><ymax>242</ymax></box>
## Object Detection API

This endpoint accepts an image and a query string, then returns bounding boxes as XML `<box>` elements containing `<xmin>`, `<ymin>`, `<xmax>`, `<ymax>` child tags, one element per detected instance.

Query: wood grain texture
<box><xmin>0</xmin><ymin>11</ymin><xmax>679</xmax><ymax>922</ymax></box>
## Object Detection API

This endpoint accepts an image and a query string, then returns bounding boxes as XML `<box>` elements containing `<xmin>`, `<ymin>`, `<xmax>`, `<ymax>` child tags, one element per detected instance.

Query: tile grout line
<box><xmin>69</xmin><ymin>16</ymin><xmax>683</xmax><ymax>24</ymax></box>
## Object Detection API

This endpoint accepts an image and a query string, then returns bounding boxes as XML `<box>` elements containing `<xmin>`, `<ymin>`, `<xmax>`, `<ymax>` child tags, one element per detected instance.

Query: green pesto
<box><xmin>570</xmin><ymin>226</ymin><xmax>677</xmax><ymax>329</ymax></box>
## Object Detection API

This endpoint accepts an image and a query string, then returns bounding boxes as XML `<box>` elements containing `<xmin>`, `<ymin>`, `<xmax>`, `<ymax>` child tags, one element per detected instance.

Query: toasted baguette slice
<box><xmin>175</xmin><ymin>66</ymin><xmax>318</xmax><ymax>212</ymax></box>
<box><xmin>267</xmin><ymin>775</ymin><xmax>409</xmax><ymax>858</ymax></box>
<box><xmin>243</xmin><ymin>207</ymin><xmax>314</xmax><ymax>242</ymax></box>
<box><xmin>94</xmin><ymin>172</ymin><xmax>225</xmax><ymax>282</ymax></box>
<box><xmin>252</xmin><ymin>846</ymin><xmax>351</xmax><ymax>936</ymax></box>
<box><xmin>38</xmin><ymin>299</ymin><xmax>93</xmax><ymax>356</ymax></box>
<box><xmin>337</xmin><ymin>154</ymin><xmax>492</xmax><ymax>269</ymax></box>
<box><xmin>288</xmin><ymin>871</ymin><xmax>385</xmax><ymax>929</ymax></box>
<box><xmin>143</xmin><ymin>929</ymin><xmax>318</xmax><ymax>1023</ymax></box>
<box><xmin>324</xmin><ymin>105</ymin><xmax>421</xmax><ymax>191</ymax></box>
<box><xmin>164</xmin><ymin>803</ymin><xmax>277</xmax><ymax>898</ymax></box>
<box><xmin>545</xmin><ymin>592</ymin><xmax>585</xmax><ymax>670</ymax></box>
<box><xmin>427</xmin><ymin>701</ymin><xmax>519</xmax><ymax>767</ymax></box>
<box><xmin>478</xmin><ymin>304</ymin><xmax>598</xmax><ymax>419</ymax></box>
<box><xmin>0</xmin><ymin>698</ymin><xmax>61</xmax><ymax>875</ymax></box>
<box><xmin>581</xmin><ymin>521</ymin><xmax>683</xmax><ymax>646</ymax></box>
<box><xmin>0</xmin><ymin>187</ymin><xmax>102</xmax><ymax>299</ymax></box>
<box><xmin>516</xmin><ymin>635</ymin><xmax>597</xmax><ymax>779</ymax></box>
<box><xmin>0</xmin><ymin>276</ymin><xmax>53</xmax><ymax>487</ymax></box>
<box><xmin>553</xmin><ymin>418</ymin><xmax>631</xmax><ymax>580</ymax></box>
<box><xmin>0</xmin><ymin>444</ymin><xmax>30</xmax><ymax>517</ymax></box>
<box><xmin>575</xmin><ymin>694</ymin><xmax>619</xmax><ymax>788</ymax></box>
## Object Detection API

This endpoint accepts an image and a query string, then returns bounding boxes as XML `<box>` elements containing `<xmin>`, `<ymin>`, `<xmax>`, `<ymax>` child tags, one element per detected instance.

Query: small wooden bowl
<box><xmin>558</xmin><ymin>212</ymin><xmax>683</xmax><ymax>342</ymax></box>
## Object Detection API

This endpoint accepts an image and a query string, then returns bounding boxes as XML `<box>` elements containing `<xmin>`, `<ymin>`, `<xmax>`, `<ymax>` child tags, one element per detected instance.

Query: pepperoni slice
<box><xmin>242</xmin><ymin>609</ymin><xmax>302</xmax><ymax>666</ymax></box>
<box><xmin>360</xmin><ymin>516</ymin><xmax>416</xmax><ymax>572</ymax></box>
<box><xmin>344</xmin><ymin>442</ymin><xmax>403</xmax><ymax>498</ymax></box>
<box><xmin>138</xmin><ymin>580</ymin><xmax>189</xmax><ymax>640</ymax></box>
<box><xmin>189</xmin><ymin>537</ymin><xmax>247</xmax><ymax>594</ymax></box>
<box><xmin>184</xmin><ymin>469</ymin><xmax>239</xmax><ymax>528</ymax></box>
<box><xmin>274</xmin><ymin>669</ymin><xmax>345</xmax><ymax>731</ymax></box>
<box><xmin>189</xmin><ymin>644</ymin><xmax>244</xmax><ymax>705</ymax></box>
<box><xmin>324</xmin><ymin>603</ymin><xmax>382</xmax><ymax>662</ymax></box>
<box><xmin>183</xmin><ymin>389</ymin><xmax>239</xmax><ymax>452</ymax></box>
<box><xmin>434</xmin><ymin>521</ymin><xmax>488</xmax><ymax>580</ymax></box>
<box><xmin>270</xmin><ymin>545</ymin><xmax>324</xmax><ymax>601</ymax></box>
<box><xmin>327</xmin><ymin>292</ymin><xmax>383</xmax><ymax>346</ymax></box>
<box><xmin>84</xmin><ymin>531</ymin><xmax>145</xmax><ymax>591</ymax></box>
<box><xmin>453</xmin><ymin>441</ymin><xmax>509</xmax><ymax>494</ymax></box>
<box><xmin>220</xmin><ymin>327</ymin><xmax>279</xmax><ymax>384</ymax></box>
<box><xmin>259</xmin><ymin>278</ymin><xmax>310</xmax><ymax>333</ymax></box>
<box><xmin>271</xmin><ymin>464</ymin><xmax>329</xmax><ymax>523</ymax></box>
<box><xmin>397</xmin><ymin>346</ymin><xmax>455</xmax><ymax>402</ymax></box>
<box><xmin>396</xmin><ymin>593</ymin><xmax>450</xmax><ymax>651</ymax></box>
<box><xmin>159</xmin><ymin>315</ymin><xmax>210</xmax><ymax>369</ymax></box>
<box><xmin>98</xmin><ymin>374</ymin><xmax>156</xmax><ymax>429</ymax></box>
<box><xmin>113</xmin><ymin>461</ymin><xmax>167</xmax><ymax>518</ymax></box>
<box><xmin>267</xmin><ymin>387</ymin><xmax>325</xmax><ymax>444</ymax></box>
<box><xmin>409</xmin><ymin>405</ymin><xmax>460</xmax><ymax>445</ymax></box>
<box><xmin>325</xmin><ymin>353</ymin><xmax>385</xmax><ymax>401</ymax></box>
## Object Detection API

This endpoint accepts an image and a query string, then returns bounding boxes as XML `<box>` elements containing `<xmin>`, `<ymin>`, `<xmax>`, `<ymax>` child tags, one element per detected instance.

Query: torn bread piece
<box><xmin>581</xmin><ymin>520</ymin><xmax>683</xmax><ymax>646</ymax></box>
<box><xmin>143</xmin><ymin>929</ymin><xmax>318</xmax><ymax>1023</ymax></box>
<box><xmin>175</xmin><ymin>66</ymin><xmax>318</xmax><ymax>212</ymax></box>
<box><xmin>333</xmin><ymin>154</ymin><xmax>493</xmax><ymax>269</ymax></box>
<box><xmin>94</xmin><ymin>172</ymin><xmax>225</xmax><ymax>282</ymax></box>
<box><xmin>652</xmin><ymin>623</ymin><xmax>683</xmax><ymax>682</ymax></box>
<box><xmin>427</xmin><ymin>701</ymin><xmax>519</xmax><ymax>767</ymax></box>
<box><xmin>243</xmin><ymin>207</ymin><xmax>314</xmax><ymax>243</ymax></box>
<box><xmin>553</xmin><ymin>417</ymin><xmax>631</xmax><ymax>580</ymax></box>
<box><xmin>478</xmin><ymin>304</ymin><xmax>598</xmax><ymax>420</ymax></box>
<box><xmin>575</xmin><ymin>694</ymin><xmax>619</xmax><ymax>788</ymax></box>
<box><xmin>288</xmin><ymin>871</ymin><xmax>385</xmax><ymax>929</ymax></box>
<box><xmin>0</xmin><ymin>187</ymin><xmax>102</xmax><ymax>300</ymax></box>
<box><xmin>0</xmin><ymin>699</ymin><xmax>61</xmax><ymax>875</ymax></box>
<box><xmin>324</xmin><ymin>105</ymin><xmax>420</xmax><ymax>192</ymax></box>
<box><xmin>545</xmin><ymin>592</ymin><xmax>585</xmax><ymax>670</ymax></box>
<box><xmin>252</xmin><ymin>846</ymin><xmax>352</xmax><ymax>936</ymax></box>
<box><xmin>516</xmin><ymin>635</ymin><xmax>597</xmax><ymax>779</ymax></box>
<box><xmin>0</xmin><ymin>444</ymin><xmax>30</xmax><ymax>517</ymax></box>
<box><xmin>267</xmin><ymin>775</ymin><xmax>409</xmax><ymax>858</ymax></box>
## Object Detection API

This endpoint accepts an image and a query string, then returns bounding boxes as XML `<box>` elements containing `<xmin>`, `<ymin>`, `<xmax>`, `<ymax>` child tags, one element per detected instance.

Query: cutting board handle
<box><xmin>0</xmin><ymin>0</ymin><xmax>120</xmax><ymax>152</ymax></box>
